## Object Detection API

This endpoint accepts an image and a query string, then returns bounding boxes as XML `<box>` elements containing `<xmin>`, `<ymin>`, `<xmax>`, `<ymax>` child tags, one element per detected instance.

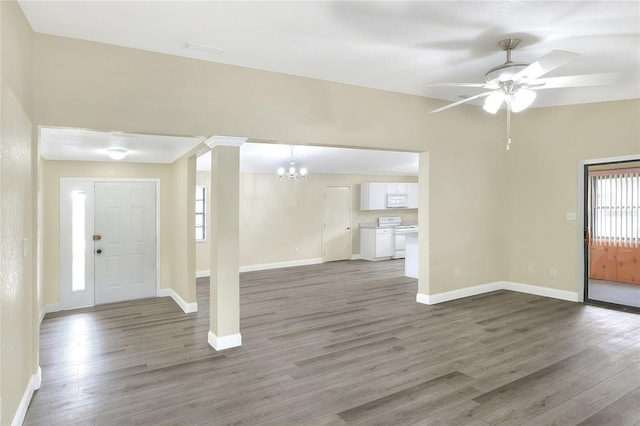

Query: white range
<box><xmin>378</xmin><ymin>216</ymin><xmax>419</xmax><ymax>259</ymax></box>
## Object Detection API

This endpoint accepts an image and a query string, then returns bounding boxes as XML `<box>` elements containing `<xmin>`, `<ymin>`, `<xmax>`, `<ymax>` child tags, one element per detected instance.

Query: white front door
<box><xmin>94</xmin><ymin>182</ymin><xmax>156</xmax><ymax>304</ymax></box>
<box><xmin>323</xmin><ymin>186</ymin><xmax>352</xmax><ymax>262</ymax></box>
<box><xmin>60</xmin><ymin>180</ymin><xmax>157</xmax><ymax>309</ymax></box>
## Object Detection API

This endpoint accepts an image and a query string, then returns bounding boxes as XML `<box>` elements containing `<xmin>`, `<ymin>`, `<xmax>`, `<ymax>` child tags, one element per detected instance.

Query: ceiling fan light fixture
<box><xmin>483</xmin><ymin>91</ymin><xmax>504</xmax><ymax>114</ymax></box>
<box><xmin>511</xmin><ymin>88</ymin><xmax>537</xmax><ymax>113</ymax></box>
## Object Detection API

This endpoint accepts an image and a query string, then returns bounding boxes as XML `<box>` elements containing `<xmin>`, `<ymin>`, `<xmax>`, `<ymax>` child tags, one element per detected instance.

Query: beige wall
<box><xmin>0</xmin><ymin>9</ymin><xmax>633</xmax><ymax>426</ymax></box>
<box><xmin>196</xmin><ymin>171</ymin><xmax>418</xmax><ymax>272</ymax></box>
<box><xmin>505</xmin><ymin>100</ymin><xmax>640</xmax><ymax>293</ymax></box>
<box><xmin>0</xmin><ymin>1</ymin><xmax>37</xmax><ymax>424</ymax></box>
<box><xmin>170</xmin><ymin>154</ymin><xmax>197</xmax><ymax>304</ymax></box>
<box><xmin>41</xmin><ymin>160</ymin><xmax>176</xmax><ymax>305</ymax></box>
<box><xmin>32</xmin><ymin>34</ymin><xmax>509</xmax><ymax>296</ymax></box>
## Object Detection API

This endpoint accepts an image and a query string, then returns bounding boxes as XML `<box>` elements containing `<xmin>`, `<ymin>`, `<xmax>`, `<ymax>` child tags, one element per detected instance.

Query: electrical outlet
<box><xmin>528</xmin><ymin>265</ymin><xmax>535</xmax><ymax>274</ymax></box>
<box><xmin>566</xmin><ymin>212</ymin><xmax>577</xmax><ymax>221</ymax></box>
<box><xmin>295</xmin><ymin>247</ymin><xmax>300</xmax><ymax>254</ymax></box>
<box><xmin>550</xmin><ymin>267</ymin><xmax>557</xmax><ymax>277</ymax></box>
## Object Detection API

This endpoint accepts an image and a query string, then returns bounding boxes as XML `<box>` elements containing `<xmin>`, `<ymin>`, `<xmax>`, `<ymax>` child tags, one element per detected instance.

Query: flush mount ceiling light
<box><xmin>428</xmin><ymin>38</ymin><xmax>619</xmax><ymax>150</ymax></box>
<box><xmin>107</xmin><ymin>148</ymin><xmax>128</xmax><ymax>160</ymax></box>
<box><xmin>276</xmin><ymin>145</ymin><xmax>308</xmax><ymax>182</ymax></box>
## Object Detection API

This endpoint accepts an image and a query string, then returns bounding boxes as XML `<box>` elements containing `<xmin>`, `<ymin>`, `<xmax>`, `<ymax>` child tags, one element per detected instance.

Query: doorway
<box><xmin>60</xmin><ymin>179</ymin><xmax>158</xmax><ymax>309</ymax></box>
<box><xmin>584</xmin><ymin>161</ymin><xmax>640</xmax><ymax>310</ymax></box>
<box><xmin>323</xmin><ymin>186</ymin><xmax>352</xmax><ymax>262</ymax></box>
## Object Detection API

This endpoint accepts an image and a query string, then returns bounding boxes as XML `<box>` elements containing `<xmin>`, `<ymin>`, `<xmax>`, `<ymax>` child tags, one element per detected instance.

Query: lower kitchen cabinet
<box><xmin>360</xmin><ymin>227</ymin><xmax>394</xmax><ymax>260</ymax></box>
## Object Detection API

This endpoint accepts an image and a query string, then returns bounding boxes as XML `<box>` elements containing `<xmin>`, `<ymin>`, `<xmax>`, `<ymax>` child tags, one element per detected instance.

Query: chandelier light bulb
<box><xmin>276</xmin><ymin>145</ymin><xmax>309</xmax><ymax>182</ymax></box>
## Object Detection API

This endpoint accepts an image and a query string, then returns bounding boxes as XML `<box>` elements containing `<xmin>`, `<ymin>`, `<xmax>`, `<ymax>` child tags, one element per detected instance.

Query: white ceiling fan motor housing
<box><xmin>484</xmin><ymin>38</ymin><xmax>530</xmax><ymax>83</ymax></box>
<box><xmin>485</xmin><ymin>62</ymin><xmax>529</xmax><ymax>83</ymax></box>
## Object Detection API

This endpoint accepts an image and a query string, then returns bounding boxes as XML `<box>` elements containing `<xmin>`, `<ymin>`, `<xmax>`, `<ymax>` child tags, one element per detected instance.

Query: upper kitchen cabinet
<box><xmin>360</xmin><ymin>182</ymin><xmax>418</xmax><ymax>210</ymax></box>
<box><xmin>360</xmin><ymin>182</ymin><xmax>387</xmax><ymax>210</ymax></box>
<box><xmin>386</xmin><ymin>183</ymin><xmax>409</xmax><ymax>194</ymax></box>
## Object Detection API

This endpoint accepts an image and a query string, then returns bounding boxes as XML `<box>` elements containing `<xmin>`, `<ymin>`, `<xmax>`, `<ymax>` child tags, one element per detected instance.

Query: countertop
<box><xmin>359</xmin><ymin>221</ymin><xmax>418</xmax><ymax>229</ymax></box>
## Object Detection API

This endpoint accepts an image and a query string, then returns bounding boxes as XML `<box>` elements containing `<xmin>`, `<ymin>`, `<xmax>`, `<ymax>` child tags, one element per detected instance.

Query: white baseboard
<box><xmin>12</xmin><ymin>367</ymin><xmax>41</xmax><ymax>426</ymax></box>
<box><xmin>158</xmin><ymin>288</ymin><xmax>198</xmax><ymax>313</ymax></box>
<box><xmin>502</xmin><ymin>281</ymin><xmax>580</xmax><ymax>302</ymax></box>
<box><xmin>208</xmin><ymin>331</ymin><xmax>242</xmax><ymax>351</ymax></box>
<box><xmin>417</xmin><ymin>281</ymin><xmax>579</xmax><ymax>305</ymax></box>
<box><xmin>39</xmin><ymin>303</ymin><xmax>60</xmax><ymax>324</ymax></box>
<box><xmin>239</xmin><ymin>258</ymin><xmax>323</xmax><ymax>273</ymax></box>
<box><xmin>196</xmin><ymin>270</ymin><xmax>210</xmax><ymax>278</ymax></box>
<box><xmin>351</xmin><ymin>254</ymin><xmax>363</xmax><ymax>260</ymax></box>
<box><xmin>416</xmin><ymin>293</ymin><xmax>431</xmax><ymax>305</ymax></box>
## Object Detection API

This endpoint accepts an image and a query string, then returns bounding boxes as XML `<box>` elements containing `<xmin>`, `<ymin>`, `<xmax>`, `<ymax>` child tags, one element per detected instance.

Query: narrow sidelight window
<box><xmin>71</xmin><ymin>191</ymin><xmax>86</xmax><ymax>292</ymax></box>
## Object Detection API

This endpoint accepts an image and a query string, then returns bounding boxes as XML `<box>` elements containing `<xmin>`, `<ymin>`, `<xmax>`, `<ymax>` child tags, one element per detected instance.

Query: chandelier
<box><xmin>276</xmin><ymin>145</ymin><xmax>308</xmax><ymax>182</ymax></box>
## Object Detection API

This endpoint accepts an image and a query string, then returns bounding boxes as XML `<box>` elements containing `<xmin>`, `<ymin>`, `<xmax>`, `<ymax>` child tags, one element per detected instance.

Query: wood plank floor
<box><xmin>25</xmin><ymin>260</ymin><xmax>640</xmax><ymax>425</ymax></box>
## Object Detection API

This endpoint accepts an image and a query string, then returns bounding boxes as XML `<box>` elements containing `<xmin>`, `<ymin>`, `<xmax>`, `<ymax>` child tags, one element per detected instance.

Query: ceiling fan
<box><xmin>429</xmin><ymin>38</ymin><xmax>619</xmax><ymax>149</ymax></box>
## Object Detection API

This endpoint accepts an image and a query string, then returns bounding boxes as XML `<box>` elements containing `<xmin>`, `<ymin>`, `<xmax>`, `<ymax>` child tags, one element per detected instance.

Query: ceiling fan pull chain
<box><xmin>506</xmin><ymin>103</ymin><xmax>512</xmax><ymax>151</ymax></box>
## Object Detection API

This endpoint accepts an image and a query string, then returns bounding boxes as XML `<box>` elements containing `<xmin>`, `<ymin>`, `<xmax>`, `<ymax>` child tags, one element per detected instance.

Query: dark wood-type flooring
<box><xmin>26</xmin><ymin>260</ymin><xmax>640</xmax><ymax>425</ymax></box>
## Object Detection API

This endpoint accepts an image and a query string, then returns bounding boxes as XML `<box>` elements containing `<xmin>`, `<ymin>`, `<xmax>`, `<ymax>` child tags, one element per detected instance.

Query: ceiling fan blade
<box><xmin>427</xmin><ymin>82</ymin><xmax>497</xmax><ymax>89</ymax></box>
<box><xmin>531</xmin><ymin>72</ymin><xmax>621</xmax><ymax>89</ymax></box>
<box><xmin>430</xmin><ymin>91</ymin><xmax>494</xmax><ymax>114</ymax></box>
<box><xmin>513</xmin><ymin>50</ymin><xmax>579</xmax><ymax>81</ymax></box>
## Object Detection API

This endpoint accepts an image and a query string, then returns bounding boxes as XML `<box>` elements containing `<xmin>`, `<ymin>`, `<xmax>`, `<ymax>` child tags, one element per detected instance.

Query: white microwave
<box><xmin>386</xmin><ymin>194</ymin><xmax>408</xmax><ymax>208</ymax></box>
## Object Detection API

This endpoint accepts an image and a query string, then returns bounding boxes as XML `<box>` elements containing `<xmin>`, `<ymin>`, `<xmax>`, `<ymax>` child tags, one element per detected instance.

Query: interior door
<box><xmin>94</xmin><ymin>182</ymin><xmax>156</xmax><ymax>304</ymax></box>
<box><xmin>323</xmin><ymin>186</ymin><xmax>352</xmax><ymax>262</ymax></box>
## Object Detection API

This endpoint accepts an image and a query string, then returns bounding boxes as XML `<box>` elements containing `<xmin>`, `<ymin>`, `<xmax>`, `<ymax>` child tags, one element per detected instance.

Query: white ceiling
<box><xmin>40</xmin><ymin>127</ymin><xmax>418</xmax><ymax>175</ymax></box>
<box><xmin>18</xmin><ymin>1</ymin><xmax>640</xmax><ymax>108</ymax></box>
<box><xmin>40</xmin><ymin>127</ymin><xmax>206</xmax><ymax>163</ymax></box>
<box><xmin>200</xmin><ymin>143</ymin><xmax>419</xmax><ymax>176</ymax></box>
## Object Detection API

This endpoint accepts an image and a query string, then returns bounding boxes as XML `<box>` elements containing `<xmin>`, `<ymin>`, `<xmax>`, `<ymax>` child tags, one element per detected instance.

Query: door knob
<box><xmin>346</xmin><ymin>227</ymin><xmax>351</xmax><ymax>230</ymax></box>
<box><xmin>96</xmin><ymin>249</ymin><xmax>102</xmax><ymax>254</ymax></box>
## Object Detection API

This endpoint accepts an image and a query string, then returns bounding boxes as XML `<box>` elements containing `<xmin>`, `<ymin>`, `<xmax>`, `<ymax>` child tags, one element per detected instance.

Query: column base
<box><xmin>208</xmin><ymin>330</ymin><xmax>242</xmax><ymax>351</ymax></box>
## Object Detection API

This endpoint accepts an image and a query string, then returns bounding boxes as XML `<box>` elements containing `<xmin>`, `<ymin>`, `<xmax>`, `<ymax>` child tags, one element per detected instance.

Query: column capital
<box><xmin>204</xmin><ymin>135</ymin><xmax>247</xmax><ymax>149</ymax></box>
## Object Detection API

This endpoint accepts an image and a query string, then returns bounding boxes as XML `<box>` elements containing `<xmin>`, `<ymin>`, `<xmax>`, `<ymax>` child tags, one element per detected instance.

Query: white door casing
<box><xmin>60</xmin><ymin>179</ymin><xmax>158</xmax><ymax>309</ymax></box>
<box><xmin>323</xmin><ymin>186</ymin><xmax>352</xmax><ymax>262</ymax></box>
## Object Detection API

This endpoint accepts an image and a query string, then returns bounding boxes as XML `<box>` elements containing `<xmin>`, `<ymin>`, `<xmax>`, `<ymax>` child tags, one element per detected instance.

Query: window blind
<box><xmin>590</xmin><ymin>169</ymin><xmax>640</xmax><ymax>247</ymax></box>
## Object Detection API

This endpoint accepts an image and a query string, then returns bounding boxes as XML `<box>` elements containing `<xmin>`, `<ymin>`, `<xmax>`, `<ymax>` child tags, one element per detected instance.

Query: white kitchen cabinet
<box><xmin>360</xmin><ymin>183</ymin><xmax>387</xmax><ymax>210</ymax></box>
<box><xmin>360</xmin><ymin>182</ymin><xmax>418</xmax><ymax>210</ymax></box>
<box><xmin>405</xmin><ymin>234</ymin><xmax>418</xmax><ymax>278</ymax></box>
<box><xmin>407</xmin><ymin>183</ymin><xmax>419</xmax><ymax>209</ymax></box>
<box><xmin>386</xmin><ymin>183</ymin><xmax>409</xmax><ymax>194</ymax></box>
<box><xmin>360</xmin><ymin>227</ymin><xmax>394</xmax><ymax>260</ymax></box>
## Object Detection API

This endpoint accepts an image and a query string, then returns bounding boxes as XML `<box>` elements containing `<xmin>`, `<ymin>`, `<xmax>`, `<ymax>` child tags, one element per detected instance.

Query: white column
<box><xmin>206</xmin><ymin>136</ymin><xmax>246</xmax><ymax>350</ymax></box>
